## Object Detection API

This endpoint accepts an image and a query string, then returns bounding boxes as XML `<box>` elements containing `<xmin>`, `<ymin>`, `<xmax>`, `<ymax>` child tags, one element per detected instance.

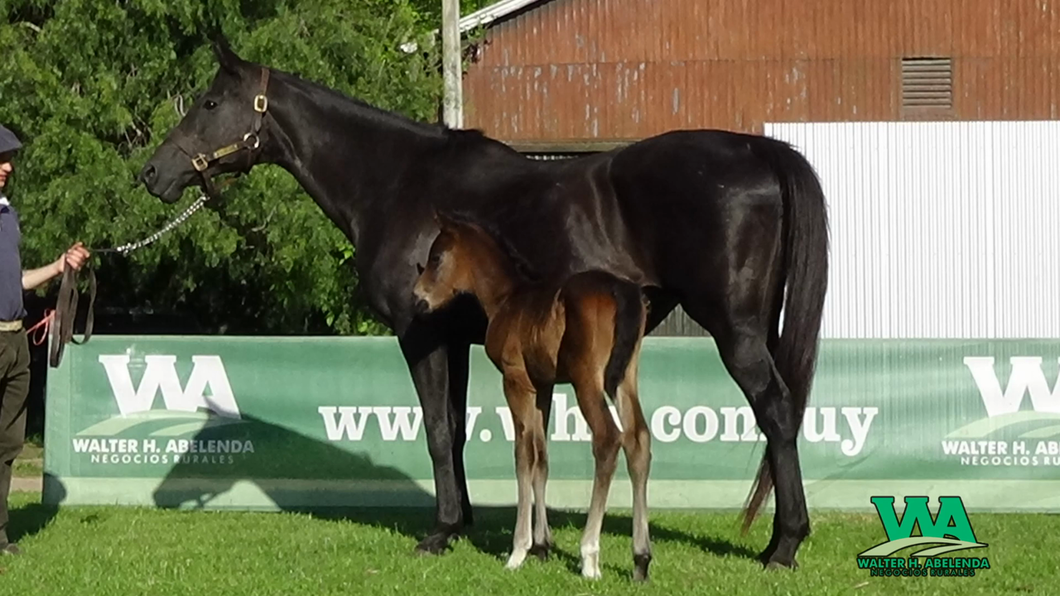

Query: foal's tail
<box><xmin>604</xmin><ymin>280</ymin><xmax>648</xmax><ymax>400</ymax></box>
<box><xmin>741</xmin><ymin>138</ymin><xmax>830</xmax><ymax>533</ymax></box>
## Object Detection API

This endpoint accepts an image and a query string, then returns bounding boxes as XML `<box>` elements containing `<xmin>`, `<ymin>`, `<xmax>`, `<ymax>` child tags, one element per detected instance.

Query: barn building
<box><xmin>451</xmin><ymin>0</ymin><xmax>1060</xmax><ymax>339</ymax></box>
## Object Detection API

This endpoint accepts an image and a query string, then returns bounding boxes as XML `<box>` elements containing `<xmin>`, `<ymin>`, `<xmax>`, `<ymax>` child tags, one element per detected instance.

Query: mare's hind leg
<box><xmin>571</xmin><ymin>373</ymin><xmax>622</xmax><ymax>579</ymax></box>
<box><xmin>615</xmin><ymin>355</ymin><xmax>653</xmax><ymax>581</ymax></box>
<box><xmin>530</xmin><ymin>383</ymin><xmax>554</xmax><ymax>560</ymax></box>
<box><xmin>503</xmin><ymin>372</ymin><xmax>539</xmax><ymax>570</ymax></box>
<box><xmin>693</xmin><ymin>313</ymin><xmax>808</xmax><ymax>569</ymax></box>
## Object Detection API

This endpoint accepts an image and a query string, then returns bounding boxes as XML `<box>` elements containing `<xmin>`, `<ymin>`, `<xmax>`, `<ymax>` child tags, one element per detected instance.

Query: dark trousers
<box><xmin>0</xmin><ymin>329</ymin><xmax>29</xmax><ymax>544</ymax></box>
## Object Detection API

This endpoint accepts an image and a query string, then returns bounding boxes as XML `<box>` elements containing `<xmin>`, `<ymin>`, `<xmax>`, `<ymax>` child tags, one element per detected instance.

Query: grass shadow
<box><xmin>145</xmin><ymin>414</ymin><xmax>436</xmax><ymax>543</ymax></box>
<box><xmin>457</xmin><ymin>506</ymin><xmax>758</xmax><ymax>563</ymax></box>
<box><xmin>8</xmin><ymin>472</ymin><xmax>64</xmax><ymax>543</ymax></box>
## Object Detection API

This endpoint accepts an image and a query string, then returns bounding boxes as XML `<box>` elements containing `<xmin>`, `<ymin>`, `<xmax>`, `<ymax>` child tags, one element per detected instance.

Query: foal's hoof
<box><xmin>632</xmin><ymin>553</ymin><xmax>652</xmax><ymax>582</ymax></box>
<box><xmin>530</xmin><ymin>540</ymin><xmax>554</xmax><ymax>561</ymax></box>
<box><xmin>414</xmin><ymin>527</ymin><xmax>461</xmax><ymax>555</ymax></box>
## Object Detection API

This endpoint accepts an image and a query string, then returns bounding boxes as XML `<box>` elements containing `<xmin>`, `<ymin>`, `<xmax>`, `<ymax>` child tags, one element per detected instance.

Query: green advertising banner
<box><xmin>43</xmin><ymin>336</ymin><xmax>1060</xmax><ymax>512</ymax></box>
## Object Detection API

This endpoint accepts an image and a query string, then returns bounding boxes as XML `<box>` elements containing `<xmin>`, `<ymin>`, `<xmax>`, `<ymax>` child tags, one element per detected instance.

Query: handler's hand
<box><xmin>54</xmin><ymin>242</ymin><xmax>90</xmax><ymax>274</ymax></box>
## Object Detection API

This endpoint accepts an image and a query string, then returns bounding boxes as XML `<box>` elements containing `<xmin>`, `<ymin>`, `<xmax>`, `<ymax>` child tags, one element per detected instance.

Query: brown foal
<box><xmin>412</xmin><ymin>211</ymin><xmax>653</xmax><ymax>581</ymax></box>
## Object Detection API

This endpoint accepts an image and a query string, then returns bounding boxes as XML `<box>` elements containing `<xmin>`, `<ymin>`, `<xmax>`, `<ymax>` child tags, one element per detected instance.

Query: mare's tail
<box><xmin>740</xmin><ymin>137</ymin><xmax>830</xmax><ymax>533</ymax></box>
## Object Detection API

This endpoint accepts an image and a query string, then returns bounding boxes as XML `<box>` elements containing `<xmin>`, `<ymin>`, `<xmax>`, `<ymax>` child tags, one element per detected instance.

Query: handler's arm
<box><xmin>22</xmin><ymin>242</ymin><xmax>90</xmax><ymax>291</ymax></box>
<box><xmin>21</xmin><ymin>262</ymin><xmax>62</xmax><ymax>291</ymax></box>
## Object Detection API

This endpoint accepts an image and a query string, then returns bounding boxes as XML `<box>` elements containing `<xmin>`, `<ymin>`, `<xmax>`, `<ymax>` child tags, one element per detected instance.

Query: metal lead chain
<box><xmin>101</xmin><ymin>194</ymin><xmax>209</xmax><ymax>256</ymax></box>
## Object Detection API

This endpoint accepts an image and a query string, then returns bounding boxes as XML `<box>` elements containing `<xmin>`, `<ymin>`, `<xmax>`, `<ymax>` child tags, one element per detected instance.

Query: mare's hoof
<box><xmin>764</xmin><ymin>559</ymin><xmax>799</xmax><ymax>571</ymax></box>
<box><xmin>415</xmin><ymin>527</ymin><xmax>461</xmax><ymax>555</ymax></box>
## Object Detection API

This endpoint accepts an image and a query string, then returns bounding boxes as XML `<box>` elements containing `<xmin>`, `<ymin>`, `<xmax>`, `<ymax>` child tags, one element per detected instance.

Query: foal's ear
<box><xmin>434</xmin><ymin>210</ymin><xmax>457</xmax><ymax>232</ymax></box>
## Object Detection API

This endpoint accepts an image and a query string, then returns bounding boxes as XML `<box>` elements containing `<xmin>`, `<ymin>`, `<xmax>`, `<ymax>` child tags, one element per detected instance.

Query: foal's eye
<box><xmin>429</xmin><ymin>253</ymin><xmax>441</xmax><ymax>266</ymax></box>
<box><xmin>204</xmin><ymin>100</ymin><xmax>219</xmax><ymax>110</ymax></box>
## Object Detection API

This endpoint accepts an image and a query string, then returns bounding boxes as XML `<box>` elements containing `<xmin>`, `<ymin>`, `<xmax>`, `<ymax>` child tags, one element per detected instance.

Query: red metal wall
<box><xmin>463</xmin><ymin>0</ymin><xmax>1060</xmax><ymax>145</ymax></box>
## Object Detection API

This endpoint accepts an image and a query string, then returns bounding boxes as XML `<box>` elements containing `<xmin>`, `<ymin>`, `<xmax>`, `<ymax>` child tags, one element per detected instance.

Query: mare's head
<box><xmin>139</xmin><ymin>37</ymin><xmax>272</xmax><ymax>203</ymax></box>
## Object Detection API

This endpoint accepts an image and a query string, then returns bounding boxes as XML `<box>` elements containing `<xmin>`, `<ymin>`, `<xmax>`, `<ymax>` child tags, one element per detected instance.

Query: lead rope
<box><xmin>27</xmin><ymin>193</ymin><xmax>211</xmax><ymax>367</ymax></box>
<box><xmin>96</xmin><ymin>193</ymin><xmax>210</xmax><ymax>256</ymax></box>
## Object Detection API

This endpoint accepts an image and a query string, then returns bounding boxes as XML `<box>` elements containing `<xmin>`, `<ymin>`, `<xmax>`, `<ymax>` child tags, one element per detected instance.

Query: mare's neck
<box><xmin>260</xmin><ymin>71</ymin><xmax>448</xmax><ymax>247</ymax></box>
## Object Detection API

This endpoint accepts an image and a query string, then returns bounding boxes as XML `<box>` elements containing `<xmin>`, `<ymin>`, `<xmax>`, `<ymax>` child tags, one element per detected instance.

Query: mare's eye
<box><xmin>429</xmin><ymin>252</ymin><xmax>441</xmax><ymax>266</ymax></box>
<box><xmin>204</xmin><ymin>100</ymin><xmax>219</xmax><ymax>110</ymax></box>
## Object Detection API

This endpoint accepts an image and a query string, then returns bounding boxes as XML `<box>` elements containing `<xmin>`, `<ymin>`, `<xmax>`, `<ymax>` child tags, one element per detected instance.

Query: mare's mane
<box><xmin>441</xmin><ymin>210</ymin><xmax>543</xmax><ymax>285</ymax></box>
<box><xmin>263</xmin><ymin>67</ymin><xmax>507</xmax><ymax>153</ymax></box>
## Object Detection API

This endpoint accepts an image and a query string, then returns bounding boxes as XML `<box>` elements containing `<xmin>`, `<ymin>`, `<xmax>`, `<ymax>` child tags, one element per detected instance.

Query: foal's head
<box><xmin>413</xmin><ymin>211</ymin><xmax>532</xmax><ymax>316</ymax></box>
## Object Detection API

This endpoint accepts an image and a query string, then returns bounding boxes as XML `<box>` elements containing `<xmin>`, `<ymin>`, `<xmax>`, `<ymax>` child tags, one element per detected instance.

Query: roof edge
<box><xmin>457</xmin><ymin>0</ymin><xmax>546</xmax><ymax>33</ymax></box>
<box><xmin>400</xmin><ymin>0</ymin><xmax>549</xmax><ymax>53</ymax></box>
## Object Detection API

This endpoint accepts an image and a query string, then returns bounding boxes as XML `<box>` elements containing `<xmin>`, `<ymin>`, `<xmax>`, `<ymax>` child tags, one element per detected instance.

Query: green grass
<box><xmin>13</xmin><ymin>442</ymin><xmax>43</xmax><ymax>477</ymax></box>
<box><xmin>0</xmin><ymin>492</ymin><xmax>1053</xmax><ymax>596</ymax></box>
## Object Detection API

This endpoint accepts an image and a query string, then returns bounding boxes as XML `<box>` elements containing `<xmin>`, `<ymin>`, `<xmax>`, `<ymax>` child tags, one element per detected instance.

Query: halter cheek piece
<box><xmin>173</xmin><ymin>67</ymin><xmax>271</xmax><ymax>200</ymax></box>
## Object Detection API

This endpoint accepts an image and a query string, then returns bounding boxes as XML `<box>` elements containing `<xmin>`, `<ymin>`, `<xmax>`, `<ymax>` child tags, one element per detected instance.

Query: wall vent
<box><xmin>901</xmin><ymin>57</ymin><xmax>954</xmax><ymax>117</ymax></box>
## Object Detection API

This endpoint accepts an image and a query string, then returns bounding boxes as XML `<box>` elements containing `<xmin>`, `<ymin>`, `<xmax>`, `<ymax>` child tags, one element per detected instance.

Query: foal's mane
<box><xmin>441</xmin><ymin>211</ymin><xmax>542</xmax><ymax>284</ymax></box>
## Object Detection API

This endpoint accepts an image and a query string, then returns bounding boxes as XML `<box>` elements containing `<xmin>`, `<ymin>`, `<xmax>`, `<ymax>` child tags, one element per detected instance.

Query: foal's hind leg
<box><xmin>615</xmin><ymin>356</ymin><xmax>653</xmax><ymax>581</ymax></box>
<box><xmin>571</xmin><ymin>373</ymin><xmax>622</xmax><ymax>579</ymax></box>
<box><xmin>503</xmin><ymin>372</ymin><xmax>539</xmax><ymax>570</ymax></box>
<box><xmin>530</xmin><ymin>383</ymin><xmax>555</xmax><ymax>560</ymax></box>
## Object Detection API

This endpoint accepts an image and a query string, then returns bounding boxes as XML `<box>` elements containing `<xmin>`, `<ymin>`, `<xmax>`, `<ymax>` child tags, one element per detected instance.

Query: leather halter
<box><xmin>173</xmin><ymin>67</ymin><xmax>271</xmax><ymax>199</ymax></box>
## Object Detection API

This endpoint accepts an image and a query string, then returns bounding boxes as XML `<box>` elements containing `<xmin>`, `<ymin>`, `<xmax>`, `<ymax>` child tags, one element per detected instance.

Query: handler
<box><xmin>0</xmin><ymin>124</ymin><xmax>89</xmax><ymax>555</ymax></box>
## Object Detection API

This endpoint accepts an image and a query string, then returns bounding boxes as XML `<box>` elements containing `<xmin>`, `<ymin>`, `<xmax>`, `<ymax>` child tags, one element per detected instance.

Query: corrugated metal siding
<box><xmin>463</xmin><ymin>0</ymin><xmax>1060</xmax><ymax>142</ymax></box>
<box><xmin>765</xmin><ymin>120</ymin><xmax>1060</xmax><ymax>340</ymax></box>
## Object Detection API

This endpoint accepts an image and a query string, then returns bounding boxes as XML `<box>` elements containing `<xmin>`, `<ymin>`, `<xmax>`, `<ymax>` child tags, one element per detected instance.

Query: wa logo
<box><xmin>77</xmin><ymin>355</ymin><xmax>243</xmax><ymax>437</ymax></box>
<box><xmin>949</xmin><ymin>356</ymin><xmax>1060</xmax><ymax>440</ymax></box>
<box><xmin>856</xmin><ymin>496</ymin><xmax>990</xmax><ymax>578</ymax></box>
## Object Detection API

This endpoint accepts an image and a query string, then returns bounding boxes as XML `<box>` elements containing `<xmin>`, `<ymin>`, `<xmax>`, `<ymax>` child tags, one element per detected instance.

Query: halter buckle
<box><xmin>243</xmin><ymin>133</ymin><xmax>261</xmax><ymax>150</ymax></box>
<box><xmin>191</xmin><ymin>154</ymin><xmax>209</xmax><ymax>172</ymax></box>
<box><xmin>254</xmin><ymin>95</ymin><xmax>268</xmax><ymax>113</ymax></box>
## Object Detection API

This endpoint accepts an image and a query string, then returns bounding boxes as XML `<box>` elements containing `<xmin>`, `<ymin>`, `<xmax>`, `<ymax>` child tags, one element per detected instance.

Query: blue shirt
<box><xmin>0</xmin><ymin>195</ymin><xmax>25</xmax><ymax>321</ymax></box>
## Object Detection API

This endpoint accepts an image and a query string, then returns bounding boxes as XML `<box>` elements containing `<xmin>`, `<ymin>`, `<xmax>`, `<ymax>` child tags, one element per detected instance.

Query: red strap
<box><xmin>26</xmin><ymin>309</ymin><xmax>55</xmax><ymax>346</ymax></box>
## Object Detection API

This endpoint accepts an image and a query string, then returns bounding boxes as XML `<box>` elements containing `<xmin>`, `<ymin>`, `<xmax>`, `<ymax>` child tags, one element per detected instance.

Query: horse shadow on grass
<box><xmin>151</xmin><ymin>413</ymin><xmax>437</xmax><ymax>533</ymax></box>
<box><xmin>150</xmin><ymin>414</ymin><xmax>756</xmax><ymax>569</ymax></box>
<box><xmin>9</xmin><ymin>472</ymin><xmax>66</xmax><ymax>543</ymax></box>
<box><xmin>457</xmin><ymin>505</ymin><xmax>760</xmax><ymax>578</ymax></box>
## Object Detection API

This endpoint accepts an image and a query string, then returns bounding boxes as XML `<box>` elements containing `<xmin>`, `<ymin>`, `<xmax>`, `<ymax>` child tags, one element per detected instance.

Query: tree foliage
<box><xmin>0</xmin><ymin>0</ymin><xmax>449</xmax><ymax>335</ymax></box>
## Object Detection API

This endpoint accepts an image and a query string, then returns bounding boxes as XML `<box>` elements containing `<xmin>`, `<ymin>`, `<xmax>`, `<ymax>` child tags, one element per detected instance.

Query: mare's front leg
<box><xmin>399</xmin><ymin>316</ymin><xmax>467</xmax><ymax>554</ymax></box>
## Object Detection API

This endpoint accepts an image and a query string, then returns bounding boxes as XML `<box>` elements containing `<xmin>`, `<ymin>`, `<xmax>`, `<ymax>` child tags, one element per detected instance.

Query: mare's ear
<box><xmin>211</xmin><ymin>33</ymin><xmax>244</xmax><ymax>75</ymax></box>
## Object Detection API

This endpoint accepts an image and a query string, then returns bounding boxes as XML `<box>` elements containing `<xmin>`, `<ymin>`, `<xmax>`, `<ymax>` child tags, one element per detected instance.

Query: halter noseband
<box><xmin>175</xmin><ymin>67</ymin><xmax>271</xmax><ymax>199</ymax></box>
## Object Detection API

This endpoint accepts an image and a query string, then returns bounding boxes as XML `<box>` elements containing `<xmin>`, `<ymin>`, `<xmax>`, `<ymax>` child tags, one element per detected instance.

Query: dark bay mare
<box><xmin>138</xmin><ymin>39</ymin><xmax>829</xmax><ymax>569</ymax></box>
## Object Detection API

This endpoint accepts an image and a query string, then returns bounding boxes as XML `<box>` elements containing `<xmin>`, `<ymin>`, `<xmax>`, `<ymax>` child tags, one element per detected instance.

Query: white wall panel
<box><xmin>764</xmin><ymin>121</ymin><xmax>1060</xmax><ymax>339</ymax></box>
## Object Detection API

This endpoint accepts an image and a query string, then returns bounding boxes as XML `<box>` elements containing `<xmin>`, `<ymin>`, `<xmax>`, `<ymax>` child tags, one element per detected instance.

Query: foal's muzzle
<box><xmin>413</xmin><ymin>297</ymin><xmax>431</xmax><ymax>317</ymax></box>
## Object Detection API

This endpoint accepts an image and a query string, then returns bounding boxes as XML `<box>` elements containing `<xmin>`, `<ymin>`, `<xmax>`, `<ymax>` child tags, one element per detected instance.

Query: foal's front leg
<box><xmin>503</xmin><ymin>372</ymin><xmax>537</xmax><ymax>570</ymax></box>
<box><xmin>530</xmin><ymin>383</ymin><xmax>555</xmax><ymax>559</ymax></box>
